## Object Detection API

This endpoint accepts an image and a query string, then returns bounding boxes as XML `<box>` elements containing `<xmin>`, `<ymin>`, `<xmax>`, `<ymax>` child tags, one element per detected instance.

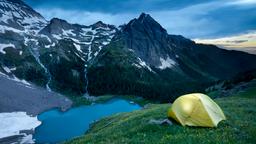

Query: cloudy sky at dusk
<box><xmin>24</xmin><ymin>0</ymin><xmax>256</xmax><ymax>52</ymax></box>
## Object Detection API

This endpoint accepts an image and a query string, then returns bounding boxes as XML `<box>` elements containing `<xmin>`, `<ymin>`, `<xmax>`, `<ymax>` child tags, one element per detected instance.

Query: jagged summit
<box><xmin>116</xmin><ymin>13</ymin><xmax>172</xmax><ymax>67</ymax></box>
<box><xmin>92</xmin><ymin>21</ymin><xmax>106</xmax><ymax>27</ymax></box>
<box><xmin>138</xmin><ymin>12</ymin><xmax>148</xmax><ymax>19</ymax></box>
<box><xmin>91</xmin><ymin>20</ymin><xmax>116</xmax><ymax>30</ymax></box>
<box><xmin>0</xmin><ymin>0</ymin><xmax>45</xmax><ymax>19</ymax></box>
<box><xmin>137</xmin><ymin>13</ymin><xmax>155</xmax><ymax>23</ymax></box>
<box><xmin>50</xmin><ymin>18</ymin><xmax>69</xmax><ymax>24</ymax></box>
<box><xmin>126</xmin><ymin>13</ymin><xmax>166</xmax><ymax>33</ymax></box>
<box><xmin>4</xmin><ymin>0</ymin><xmax>25</xmax><ymax>5</ymax></box>
<box><xmin>1</xmin><ymin>0</ymin><xmax>256</xmax><ymax>103</ymax></box>
<box><xmin>39</xmin><ymin>18</ymin><xmax>73</xmax><ymax>35</ymax></box>
<box><xmin>0</xmin><ymin>0</ymin><xmax>46</xmax><ymax>31</ymax></box>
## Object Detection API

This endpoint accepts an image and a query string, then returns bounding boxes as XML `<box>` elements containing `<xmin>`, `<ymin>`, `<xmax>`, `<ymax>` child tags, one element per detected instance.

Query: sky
<box><xmin>24</xmin><ymin>0</ymin><xmax>256</xmax><ymax>52</ymax></box>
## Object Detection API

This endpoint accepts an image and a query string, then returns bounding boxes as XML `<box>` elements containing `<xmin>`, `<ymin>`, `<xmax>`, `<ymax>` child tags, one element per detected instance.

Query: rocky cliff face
<box><xmin>112</xmin><ymin>13</ymin><xmax>256</xmax><ymax>78</ymax></box>
<box><xmin>0</xmin><ymin>0</ymin><xmax>117</xmax><ymax>95</ymax></box>
<box><xmin>1</xmin><ymin>0</ymin><xmax>256</xmax><ymax>101</ymax></box>
<box><xmin>119</xmin><ymin>13</ymin><xmax>172</xmax><ymax>67</ymax></box>
<box><xmin>0</xmin><ymin>0</ymin><xmax>46</xmax><ymax>31</ymax></box>
<box><xmin>87</xmin><ymin>13</ymin><xmax>256</xmax><ymax>101</ymax></box>
<box><xmin>39</xmin><ymin>18</ymin><xmax>117</xmax><ymax>61</ymax></box>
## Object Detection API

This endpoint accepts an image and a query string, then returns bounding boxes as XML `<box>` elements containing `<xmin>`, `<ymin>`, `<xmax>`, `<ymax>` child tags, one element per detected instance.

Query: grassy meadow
<box><xmin>66</xmin><ymin>85</ymin><xmax>256</xmax><ymax>144</ymax></box>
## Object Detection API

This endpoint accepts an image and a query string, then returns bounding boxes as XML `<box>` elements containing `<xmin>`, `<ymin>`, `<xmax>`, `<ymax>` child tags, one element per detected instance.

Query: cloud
<box><xmin>194</xmin><ymin>31</ymin><xmax>256</xmax><ymax>54</ymax></box>
<box><xmin>227</xmin><ymin>0</ymin><xmax>256</xmax><ymax>6</ymax></box>
<box><xmin>35</xmin><ymin>0</ymin><xmax>256</xmax><ymax>39</ymax></box>
<box><xmin>25</xmin><ymin>0</ymin><xmax>215</xmax><ymax>13</ymax></box>
<box><xmin>36</xmin><ymin>8</ymin><xmax>137</xmax><ymax>26</ymax></box>
<box><xmin>36</xmin><ymin>1</ymin><xmax>224</xmax><ymax>38</ymax></box>
<box><xmin>150</xmin><ymin>1</ymin><xmax>224</xmax><ymax>38</ymax></box>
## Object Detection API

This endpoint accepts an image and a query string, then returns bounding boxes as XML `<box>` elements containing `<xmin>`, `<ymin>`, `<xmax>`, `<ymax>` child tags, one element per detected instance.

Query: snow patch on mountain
<box><xmin>13</xmin><ymin>76</ymin><xmax>31</xmax><ymax>86</ymax></box>
<box><xmin>9</xmin><ymin>67</ymin><xmax>16</xmax><ymax>71</ymax></box>
<box><xmin>0</xmin><ymin>43</ymin><xmax>15</xmax><ymax>54</ymax></box>
<box><xmin>73</xmin><ymin>43</ymin><xmax>82</xmax><ymax>53</ymax></box>
<box><xmin>136</xmin><ymin>57</ymin><xmax>153</xmax><ymax>72</ymax></box>
<box><xmin>0</xmin><ymin>112</ymin><xmax>41</xmax><ymax>139</ymax></box>
<box><xmin>0</xmin><ymin>12</ymin><xmax>11</xmax><ymax>24</ymax></box>
<box><xmin>2</xmin><ymin>65</ymin><xmax>11</xmax><ymax>73</ymax></box>
<box><xmin>0</xmin><ymin>0</ymin><xmax>120</xmax><ymax>94</ymax></box>
<box><xmin>62</xmin><ymin>29</ymin><xmax>76</xmax><ymax>37</ymax></box>
<box><xmin>0</xmin><ymin>71</ymin><xmax>31</xmax><ymax>86</ymax></box>
<box><xmin>52</xmin><ymin>34</ymin><xmax>62</xmax><ymax>40</ymax></box>
<box><xmin>0</xmin><ymin>25</ymin><xmax>23</xmax><ymax>33</ymax></box>
<box><xmin>159</xmin><ymin>57</ymin><xmax>176</xmax><ymax>69</ymax></box>
<box><xmin>40</xmin><ymin>34</ymin><xmax>52</xmax><ymax>43</ymax></box>
<box><xmin>87</xmin><ymin>35</ymin><xmax>95</xmax><ymax>61</ymax></box>
<box><xmin>20</xmin><ymin>134</ymin><xmax>35</xmax><ymax>144</ymax></box>
<box><xmin>102</xmin><ymin>41</ymin><xmax>109</xmax><ymax>45</ymax></box>
<box><xmin>0</xmin><ymin>0</ymin><xmax>47</xmax><ymax>32</ymax></box>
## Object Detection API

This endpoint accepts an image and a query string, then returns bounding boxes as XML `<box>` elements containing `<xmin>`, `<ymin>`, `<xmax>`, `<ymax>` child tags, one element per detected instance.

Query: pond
<box><xmin>33</xmin><ymin>98</ymin><xmax>141</xmax><ymax>143</ymax></box>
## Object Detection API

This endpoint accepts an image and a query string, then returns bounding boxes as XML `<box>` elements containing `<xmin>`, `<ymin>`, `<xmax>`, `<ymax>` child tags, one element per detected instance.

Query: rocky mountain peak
<box><xmin>0</xmin><ymin>0</ymin><xmax>46</xmax><ymax>31</ymax></box>
<box><xmin>126</xmin><ymin>13</ymin><xmax>167</xmax><ymax>34</ymax></box>
<box><xmin>40</xmin><ymin>18</ymin><xmax>77</xmax><ymax>35</ymax></box>
<box><xmin>0</xmin><ymin>0</ymin><xmax>45</xmax><ymax>19</ymax></box>
<box><xmin>1</xmin><ymin>0</ymin><xmax>256</xmax><ymax>105</ymax></box>
<box><xmin>91</xmin><ymin>20</ymin><xmax>116</xmax><ymax>30</ymax></box>
<box><xmin>48</xmin><ymin>17</ymin><xmax>77</xmax><ymax>30</ymax></box>
<box><xmin>137</xmin><ymin>13</ymin><xmax>155</xmax><ymax>24</ymax></box>
<box><xmin>4</xmin><ymin>0</ymin><xmax>25</xmax><ymax>5</ymax></box>
<box><xmin>117</xmin><ymin>13</ymin><xmax>173</xmax><ymax>67</ymax></box>
<box><xmin>92</xmin><ymin>21</ymin><xmax>106</xmax><ymax>27</ymax></box>
<box><xmin>138</xmin><ymin>12</ymin><xmax>147</xmax><ymax>19</ymax></box>
<box><xmin>50</xmin><ymin>18</ymin><xmax>69</xmax><ymax>25</ymax></box>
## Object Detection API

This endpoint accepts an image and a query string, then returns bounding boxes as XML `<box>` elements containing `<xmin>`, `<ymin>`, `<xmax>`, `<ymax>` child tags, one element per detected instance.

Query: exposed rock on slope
<box><xmin>1</xmin><ymin>1</ymin><xmax>256</xmax><ymax>101</ymax></box>
<box><xmin>87</xmin><ymin>13</ymin><xmax>256</xmax><ymax>101</ymax></box>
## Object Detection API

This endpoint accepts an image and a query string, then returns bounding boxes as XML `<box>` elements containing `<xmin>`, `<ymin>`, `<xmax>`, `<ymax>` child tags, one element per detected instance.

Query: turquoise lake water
<box><xmin>33</xmin><ymin>98</ymin><xmax>141</xmax><ymax>143</ymax></box>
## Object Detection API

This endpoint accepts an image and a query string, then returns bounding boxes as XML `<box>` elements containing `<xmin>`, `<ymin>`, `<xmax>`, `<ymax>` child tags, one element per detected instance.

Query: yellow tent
<box><xmin>167</xmin><ymin>93</ymin><xmax>226</xmax><ymax>127</ymax></box>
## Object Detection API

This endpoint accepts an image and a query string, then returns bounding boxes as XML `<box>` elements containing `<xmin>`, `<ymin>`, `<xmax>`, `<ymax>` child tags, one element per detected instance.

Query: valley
<box><xmin>1</xmin><ymin>0</ymin><xmax>256</xmax><ymax>102</ymax></box>
<box><xmin>0</xmin><ymin>0</ymin><xmax>255</xmax><ymax>144</ymax></box>
<box><xmin>67</xmin><ymin>80</ymin><xmax>256</xmax><ymax>144</ymax></box>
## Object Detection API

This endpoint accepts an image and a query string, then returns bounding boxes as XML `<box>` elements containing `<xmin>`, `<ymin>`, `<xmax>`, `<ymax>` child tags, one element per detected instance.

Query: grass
<box><xmin>233</xmin><ymin>86</ymin><xmax>256</xmax><ymax>98</ymax></box>
<box><xmin>117</xmin><ymin>95</ymin><xmax>154</xmax><ymax>106</ymax></box>
<box><xmin>94</xmin><ymin>95</ymin><xmax>153</xmax><ymax>107</ymax></box>
<box><xmin>69</xmin><ymin>94</ymin><xmax>152</xmax><ymax>107</ymax></box>
<box><xmin>66</xmin><ymin>86</ymin><xmax>256</xmax><ymax>144</ymax></box>
<box><xmin>94</xmin><ymin>95</ymin><xmax>115</xmax><ymax>103</ymax></box>
<box><xmin>67</xmin><ymin>95</ymin><xmax>91</xmax><ymax>106</ymax></box>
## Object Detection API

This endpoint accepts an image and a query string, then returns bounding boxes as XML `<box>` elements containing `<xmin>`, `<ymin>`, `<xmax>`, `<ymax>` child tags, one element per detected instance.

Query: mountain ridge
<box><xmin>86</xmin><ymin>13</ymin><xmax>256</xmax><ymax>101</ymax></box>
<box><xmin>1</xmin><ymin>0</ymin><xmax>256</xmax><ymax>101</ymax></box>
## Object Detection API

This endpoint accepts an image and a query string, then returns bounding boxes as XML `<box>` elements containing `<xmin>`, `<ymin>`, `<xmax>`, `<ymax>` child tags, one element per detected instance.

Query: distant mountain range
<box><xmin>1</xmin><ymin>0</ymin><xmax>256</xmax><ymax>102</ymax></box>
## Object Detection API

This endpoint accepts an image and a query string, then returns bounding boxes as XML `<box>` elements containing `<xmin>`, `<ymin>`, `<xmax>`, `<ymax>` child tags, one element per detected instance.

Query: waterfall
<box><xmin>28</xmin><ymin>41</ymin><xmax>52</xmax><ymax>91</ymax></box>
<box><xmin>84</xmin><ymin>65</ymin><xmax>89</xmax><ymax>96</ymax></box>
<box><xmin>83</xmin><ymin>34</ymin><xmax>98</xmax><ymax>101</ymax></box>
<box><xmin>83</xmin><ymin>64</ymin><xmax>96</xmax><ymax>101</ymax></box>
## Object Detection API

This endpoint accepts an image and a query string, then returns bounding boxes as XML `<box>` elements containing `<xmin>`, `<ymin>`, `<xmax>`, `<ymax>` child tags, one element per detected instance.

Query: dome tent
<box><xmin>167</xmin><ymin>93</ymin><xmax>226</xmax><ymax>127</ymax></box>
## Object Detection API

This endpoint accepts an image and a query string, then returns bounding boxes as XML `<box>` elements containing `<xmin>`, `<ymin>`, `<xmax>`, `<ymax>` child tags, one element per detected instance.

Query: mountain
<box><xmin>39</xmin><ymin>18</ymin><xmax>117</xmax><ymax>61</ymax></box>
<box><xmin>0</xmin><ymin>0</ymin><xmax>46</xmax><ymax>32</ymax></box>
<box><xmin>0</xmin><ymin>0</ymin><xmax>117</xmax><ymax>96</ymax></box>
<box><xmin>0</xmin><ymin>0</ymin><xmax>48</xmax><ymax>88</ymax></box>
<box><xmin>1</xmin><ymin>1</ymin><xmax>256</xmax><ymax>102</ymax></box>
<box><xmin>87</xmin><ymin>13</ymin><xmax>256</xmax><ymax>101</ymax></box>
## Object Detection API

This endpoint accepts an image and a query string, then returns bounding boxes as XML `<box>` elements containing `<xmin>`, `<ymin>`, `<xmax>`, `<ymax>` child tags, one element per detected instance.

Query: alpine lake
<box><xmin>33</xmin><ymin>98</ymin><xmax>141</xmax><ymax>143</ymax></box>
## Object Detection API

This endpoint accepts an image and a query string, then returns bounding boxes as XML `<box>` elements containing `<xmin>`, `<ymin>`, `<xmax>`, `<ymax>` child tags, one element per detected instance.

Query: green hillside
<box><xmin>67</xmin><ymin>83</ymin><xmax>256</xmax><ymax>144</ymax></box>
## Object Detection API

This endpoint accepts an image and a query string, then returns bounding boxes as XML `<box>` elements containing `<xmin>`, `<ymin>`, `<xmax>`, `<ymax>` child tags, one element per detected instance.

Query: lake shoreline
<box><xmin>0</xmin><ymin>75</ymin><xmax>148</xmax><ymax>143</ymax></box>
<box><xmin>33</xmin><ymin>98</ymin><xmax>142</xmax><ymax>143</ymax></box>
<box><xmin>0</xmin><ymin>74</ymin><xmax>73</xmax><ymax>116</ymax></box>
<box><xmin>0</xmin><ymin>74</ymin><xmax>73</xmax><ymax>143</ymax></box>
